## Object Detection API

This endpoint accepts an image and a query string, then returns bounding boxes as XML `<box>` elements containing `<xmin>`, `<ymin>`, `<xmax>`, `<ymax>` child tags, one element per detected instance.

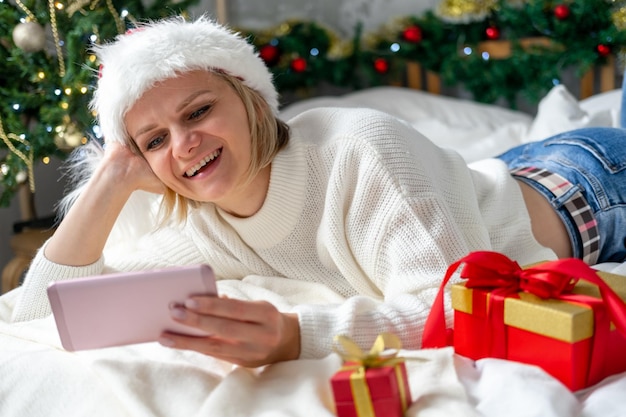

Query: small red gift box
<box><xmin>422</xmin><ymin>251</ymin><xmax>626</xmax><ymax>391</ymax></box>
<box><xmin>331</xmin><ymin>334</ymin><xmax>412</xmax><ymax>417</ymax></box>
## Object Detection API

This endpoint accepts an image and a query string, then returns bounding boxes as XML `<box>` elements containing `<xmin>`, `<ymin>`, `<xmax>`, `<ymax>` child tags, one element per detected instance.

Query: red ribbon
<box><xmin>422</xmin><ymin>251</ymin><xmax>626</xmax><ymax>385</ymax></box>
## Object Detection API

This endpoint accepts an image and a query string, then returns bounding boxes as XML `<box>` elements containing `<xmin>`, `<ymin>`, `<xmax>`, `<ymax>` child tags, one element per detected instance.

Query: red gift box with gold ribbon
<box><xmin>331</xmin><ymin>333</ymin><xmax>412</xmax><ymax>417</ymax></box>
<box><xmin>422</xmin><ymin>251</ymin><xmax>626</xmax><ymax>391</ymax></box>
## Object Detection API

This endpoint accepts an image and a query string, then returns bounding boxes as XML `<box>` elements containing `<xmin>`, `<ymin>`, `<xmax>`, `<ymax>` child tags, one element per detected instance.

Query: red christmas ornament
<box><xmin>485</xmin><ymin>26</ymin><xmax>500</xmax><ymax>40</ymax></box>
<box><xmin>597</xmin><ymin>44</ymin><xmax>611</xmax><ymax>56</ymax></box>
<box><xmin>554</xmin><ymin>4</ymin><xmax>570</xmax><ymax>20</ymax></box>
<box><xmin>259</xmin><ymin>44</ymin><xmax>280</xmax><ymax>65</ymax></box>
<box><xmin>290</xmin><ymin>57</ymin><xmax>307</xmax><ymax>73</ymax></box>
<box><xmin>402</xmin><ymin>25</ymin><xmax>422</xmax><ymax>43</ymax></box>
<box><xmin>373</xmin><ymin>58</ymin><xmax>390</xmax><ymax>74</ymax></box>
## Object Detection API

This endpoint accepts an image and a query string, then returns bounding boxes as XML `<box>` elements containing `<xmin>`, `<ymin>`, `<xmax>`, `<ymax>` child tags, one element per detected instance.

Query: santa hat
<box><xmin>91</xmin><ymin>15</ymin><xmax>279</xmax><ymax>144</ymax></box>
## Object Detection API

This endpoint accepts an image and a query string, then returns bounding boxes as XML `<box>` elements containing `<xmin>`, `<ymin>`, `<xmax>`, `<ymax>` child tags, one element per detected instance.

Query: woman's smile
<box><xmin>183</xmin><ymin>148</ymin><xmax>222</xmax><ymax>178</ymax></box>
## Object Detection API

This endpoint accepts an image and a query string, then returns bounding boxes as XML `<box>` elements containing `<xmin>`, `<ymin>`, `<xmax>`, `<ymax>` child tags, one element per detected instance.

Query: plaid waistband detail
<box><xmin>510</xmin><ymin>166</ymin><xmax>600</xmax><ymax>264</ymax></box>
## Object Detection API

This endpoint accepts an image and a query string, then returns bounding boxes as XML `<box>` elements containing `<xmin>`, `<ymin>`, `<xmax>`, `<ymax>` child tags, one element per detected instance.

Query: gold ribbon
<box><xmin>333</xmin><ymin>333</ymin><xmax>409</xmax><ymax>417</ymax></box>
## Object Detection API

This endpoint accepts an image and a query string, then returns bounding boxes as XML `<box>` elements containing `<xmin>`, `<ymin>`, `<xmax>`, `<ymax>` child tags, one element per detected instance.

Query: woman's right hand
<box><xmin>99</xmin><ymin>141</ymin><xmax>165</xmax><ymax>195</ymax></box>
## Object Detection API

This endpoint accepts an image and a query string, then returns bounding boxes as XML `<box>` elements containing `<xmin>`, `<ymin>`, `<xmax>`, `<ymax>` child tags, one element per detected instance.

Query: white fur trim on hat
<box><xmin>91</xmin><ymin>15</ymin><xmax>279</xmax><ymax>144</ymax></box>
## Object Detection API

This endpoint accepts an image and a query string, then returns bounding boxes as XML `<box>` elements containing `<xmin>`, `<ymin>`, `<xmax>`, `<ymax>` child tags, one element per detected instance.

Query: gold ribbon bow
<box><xmin>334</xmin><ymin>332</ymin><xmax>403</xmax><ymax>367</ymax></box>
<box><xmin>333</xmin><ymin>333</ymin><xmax>409</xmax><ymax>417</ymax></box>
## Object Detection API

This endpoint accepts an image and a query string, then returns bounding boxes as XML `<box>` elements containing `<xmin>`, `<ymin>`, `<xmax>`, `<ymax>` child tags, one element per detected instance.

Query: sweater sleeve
<box><xmin>11</xmin><ymin>240</ymin><xmax>106</xmax><ymax>322</ymax></box>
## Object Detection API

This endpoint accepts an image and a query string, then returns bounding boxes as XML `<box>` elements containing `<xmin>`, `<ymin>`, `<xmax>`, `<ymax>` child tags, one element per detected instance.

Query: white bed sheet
<box><xmin>1</xmin><ymin>85</ymin><xmax>625</xmax><ymax>417</ymax></box>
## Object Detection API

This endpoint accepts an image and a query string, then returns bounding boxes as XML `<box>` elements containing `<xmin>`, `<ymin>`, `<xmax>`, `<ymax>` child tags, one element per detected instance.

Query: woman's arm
<box><xmin>45</xmin><ymin>142</ymin><xmax>163</xmax><ymax>266</ymax></box>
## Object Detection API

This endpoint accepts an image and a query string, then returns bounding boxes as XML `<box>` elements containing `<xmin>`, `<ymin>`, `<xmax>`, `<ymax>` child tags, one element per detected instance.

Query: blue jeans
<box><xmin>497</xmin><ymin>127</ymin><xmax>626</xmax><ymax>263</ymax></box>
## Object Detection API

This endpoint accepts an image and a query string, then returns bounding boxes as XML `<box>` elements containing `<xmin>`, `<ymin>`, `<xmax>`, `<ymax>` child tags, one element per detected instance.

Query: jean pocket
<box><xmin>543</xmin><ymin>128</ymin><xmax>626</xmax><ymax>174</ymax></box>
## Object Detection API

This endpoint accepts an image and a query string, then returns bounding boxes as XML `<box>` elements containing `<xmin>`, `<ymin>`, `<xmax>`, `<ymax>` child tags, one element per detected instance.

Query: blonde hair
<box><xmin>153</xmin><ymin>71</ymin><xmax>290</xmax><ymax>224</ymax></box>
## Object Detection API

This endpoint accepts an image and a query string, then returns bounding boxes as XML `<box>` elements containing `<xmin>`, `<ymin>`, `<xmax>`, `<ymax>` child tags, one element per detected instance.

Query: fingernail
<box><xmin>159</xmin><ymin>337</ymin><xmax>175</xmax><ymax>347</ymax></box>
<box><xmin>184</xmin><ymin>298</ymin><xmax>199</xmax><ymax>309</ymax></box>
<box><xmin>171</xmin><ymin>307</ymin><xmax>187</xmax><ymax>320</ymax></box>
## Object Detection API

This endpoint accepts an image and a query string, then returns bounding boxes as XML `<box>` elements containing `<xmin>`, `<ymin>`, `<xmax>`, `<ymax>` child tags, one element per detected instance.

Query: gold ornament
<box><xmin>12</xmin><ymin>21</ymin><xmax>47</xmax><ymax>52</ymax></box>
<box><xmin>613</xmin><ymin>6</ymin><xmax>626</xmax><ymax>31</ymax></box>
<box><xmin>54</xmin><ymin>120</ymin><xmax>86</xmax><ymax>150</ymax></box>
<box><xmin>436</xmin><ymin>0</ymin><xmax>498</xmax><ymax>23</ymax></box>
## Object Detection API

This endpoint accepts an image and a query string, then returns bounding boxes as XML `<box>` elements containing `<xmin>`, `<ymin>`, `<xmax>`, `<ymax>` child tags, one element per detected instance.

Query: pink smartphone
<box><xmin>47</xmin><ymin>264</ymin><xmax>217</xmax><ymax>351</ymax></box>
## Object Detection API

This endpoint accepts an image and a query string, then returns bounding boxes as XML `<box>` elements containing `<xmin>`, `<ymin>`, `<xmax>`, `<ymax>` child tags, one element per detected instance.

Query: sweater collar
<box><xmin>216</xmin><ymin>139</ymin><xmax>307</xmax><ymax>249</ymax></box>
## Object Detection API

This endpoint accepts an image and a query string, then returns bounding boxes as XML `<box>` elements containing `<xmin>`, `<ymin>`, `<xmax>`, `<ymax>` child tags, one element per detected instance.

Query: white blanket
<box><xmin>2</xmin><ymin>85</ymin><xmax>625</xmax><ymax>416</ymax></box>
<box><xmin>1</xmin><ymin>268</ymin><xmax>626</xmax><ymax>417</ymax></box>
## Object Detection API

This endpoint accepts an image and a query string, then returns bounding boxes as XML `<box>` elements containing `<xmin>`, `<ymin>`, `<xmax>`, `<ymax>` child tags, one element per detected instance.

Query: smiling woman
<box><xmin>10</xmin><ymin>15</ymin><xmax>626</xmax><ymax>369</ymax></box>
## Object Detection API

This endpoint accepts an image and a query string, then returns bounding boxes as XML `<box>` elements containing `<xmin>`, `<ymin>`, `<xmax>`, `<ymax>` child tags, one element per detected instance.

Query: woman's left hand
<box><xmin>159</xmin><ymin>296</ymin><xmax>301</xmax><ymax>367</ymax></box>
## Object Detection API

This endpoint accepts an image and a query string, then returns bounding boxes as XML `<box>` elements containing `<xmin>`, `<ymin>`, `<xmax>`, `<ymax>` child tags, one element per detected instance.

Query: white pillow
<box><xmin>280</xmin><ymin>86</ymin><xmax>532</xmax><ymax>133</ymax></box>
<box><xmin>280</xmin><ymin>86</ymin><xmax>533</xmax><ymax>162</ymax></box>
<box><xmin>279</xmin><ymin>84</ymin><xmax>623</xmax><ymax>162</ymax></box>
<box><xmin>579</xmin><ymin>88</ymin><xmax>621</xmax><ymax>127</ymax></box>
<box><xmin>524</xmin><ymin>85</ymin><xmax>618</xmax><ymax>143</ymax></box>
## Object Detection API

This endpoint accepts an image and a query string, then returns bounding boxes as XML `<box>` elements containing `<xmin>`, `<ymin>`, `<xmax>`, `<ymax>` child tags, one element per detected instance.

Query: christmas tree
<box><xmin>0</xmin><ymin>0</ymin><xmax>200</xmax><ymax>216</ymax></box>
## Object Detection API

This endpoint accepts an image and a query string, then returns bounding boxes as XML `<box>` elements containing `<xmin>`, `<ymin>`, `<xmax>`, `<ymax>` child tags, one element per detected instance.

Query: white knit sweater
<box><xmin>12</xmin><ymin>107</ymin><xmax>556</xmax><ymax>358</ymax></box>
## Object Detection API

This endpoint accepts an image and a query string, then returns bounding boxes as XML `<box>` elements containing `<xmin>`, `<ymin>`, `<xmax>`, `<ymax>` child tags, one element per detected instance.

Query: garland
<box><xmin>242</xmin><ymin>0</ymin><xmax>626</xmax><ymax>106</ymax></box>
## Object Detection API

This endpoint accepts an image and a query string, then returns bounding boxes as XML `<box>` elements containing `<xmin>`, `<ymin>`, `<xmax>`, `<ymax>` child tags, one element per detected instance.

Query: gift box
<box><xmin>331</xmin><ymin>334</ymin><xmax>412</xmax><ymax>417</ymax></box>
<box><xmin>422</xmin><ymin>251</ymin><xmax>626</xmax><ymax>391</ymax></box>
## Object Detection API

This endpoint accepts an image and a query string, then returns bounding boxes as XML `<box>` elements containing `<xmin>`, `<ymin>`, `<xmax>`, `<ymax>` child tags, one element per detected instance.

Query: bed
<box><xmin>1</xmin><ymin>80</ymin><xmax>625</xmax><ymax>417</ymax></box>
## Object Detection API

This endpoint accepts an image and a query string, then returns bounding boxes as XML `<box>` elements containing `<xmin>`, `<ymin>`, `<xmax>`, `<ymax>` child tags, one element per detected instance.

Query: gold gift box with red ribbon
<box><xmin>331</xmin><ymin>333</ymin><xmax>412</xmax><ymax>417</ymax></box>
<box><xmin>422</xmin><ymin>251</ymin><xmax>626</xmax><ymax>391</ymax></box>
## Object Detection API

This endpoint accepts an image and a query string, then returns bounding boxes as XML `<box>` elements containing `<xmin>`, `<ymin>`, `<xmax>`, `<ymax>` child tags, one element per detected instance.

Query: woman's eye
<box><xmin>146</xmin><ymin>135</ymin><xmax>164</xmax><ymax>151</ymax></box>
<box><xmin>189</xmin><ymin>105</ymin><xmax>210</xmax><ymax>120</ymax></box>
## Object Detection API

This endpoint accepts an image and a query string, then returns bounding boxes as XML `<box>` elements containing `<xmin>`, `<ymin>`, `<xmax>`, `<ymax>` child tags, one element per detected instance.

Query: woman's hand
<box><xmin>100</xmin><ymin>141</ymin><xmax>164</xmax><ymax>195</ymax></box>
<box><xmin>159</xmin><ymin>296</ymin><xmax>301</xmax><ymax>367</ymax></box>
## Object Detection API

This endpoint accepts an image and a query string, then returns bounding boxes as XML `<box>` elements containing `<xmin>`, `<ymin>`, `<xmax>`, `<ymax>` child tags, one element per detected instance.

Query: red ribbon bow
<box><xmin>422</xmin><ymin>251</ymin><xmax>626</xmax><ymax>352</ymax></box>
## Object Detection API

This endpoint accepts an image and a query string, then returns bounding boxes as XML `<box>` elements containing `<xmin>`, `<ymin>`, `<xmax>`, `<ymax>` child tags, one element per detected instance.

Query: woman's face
<box><xmin>125</xmin><ymin>70</ymin><xmax>270</xmax><ymax>217</ymax></box>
